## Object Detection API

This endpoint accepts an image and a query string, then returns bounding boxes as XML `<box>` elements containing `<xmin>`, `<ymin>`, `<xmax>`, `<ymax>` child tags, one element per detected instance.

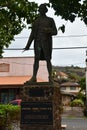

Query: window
<box><xmin>61</xmin><ymin>86</ymin><xmax>66</xmax><ymax>90</ymax></box>
<box><xmin>70</xmin><ymin>86</ymin><xmax>76</xmax><ymax>90</ymax></box>
<box><xmin>0</xmin><ymin>63</ymin><xmax>9</xmax><ymax>72</ymax></box>
<box><xmin>1</xmin><ymin>89</ymin><xmax>15</xmax><ymax>104</ymax></box>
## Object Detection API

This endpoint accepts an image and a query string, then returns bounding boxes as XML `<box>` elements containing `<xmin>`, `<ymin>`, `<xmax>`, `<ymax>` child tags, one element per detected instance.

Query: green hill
<box><xmin>52</xmin><ymin>65</ymin><xmax>85</xmax><ymax>81</ymax></box>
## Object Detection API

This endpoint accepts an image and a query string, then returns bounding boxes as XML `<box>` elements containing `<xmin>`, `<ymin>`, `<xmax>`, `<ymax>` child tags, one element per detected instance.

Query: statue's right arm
<box><xmin>24</xmin><ymin>31</ymin><xmax>34</xmax><ymax>51</ymax></box>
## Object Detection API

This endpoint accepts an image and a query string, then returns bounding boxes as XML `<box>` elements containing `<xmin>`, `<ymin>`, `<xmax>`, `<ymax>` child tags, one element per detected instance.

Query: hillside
<box><xmin>52</xmin><ymin>66</ymin><xmax>85</xmax><ymax>80</ymax></box>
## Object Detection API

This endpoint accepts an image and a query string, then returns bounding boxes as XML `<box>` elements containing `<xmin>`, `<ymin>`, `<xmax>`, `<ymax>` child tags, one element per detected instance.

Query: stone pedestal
<box><xmin>20</xmin><ymin>82</ymin><xmax>61</xmax><ymax>130</ymax></box>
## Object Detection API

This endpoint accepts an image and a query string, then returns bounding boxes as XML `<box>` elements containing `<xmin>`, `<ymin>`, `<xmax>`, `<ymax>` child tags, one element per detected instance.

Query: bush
<box><xmin>70</xmin><ymin>99</ymin><xmax>84</xmax><ymax>107</ymax></box>
<box><xmin>0</xmin><ymin>104</ymin><xmax>20</xmax><ymax>130</ymax></box>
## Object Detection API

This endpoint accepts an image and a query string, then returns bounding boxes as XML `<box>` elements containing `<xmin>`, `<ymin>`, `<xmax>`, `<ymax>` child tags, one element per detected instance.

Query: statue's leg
<box><xmin>46</xmin><ymin>60</ymin><xmax>53</xmax><ymax>82</ymax></box>
<box><xmin>33</xmin><ymin>59</ymin><xmax>39</xmax><ymax>78</ymax></box>
<box><xmin>29</xmin><ymin>59</ymin><xmax>39</xmax><ymax>82</ymax></box>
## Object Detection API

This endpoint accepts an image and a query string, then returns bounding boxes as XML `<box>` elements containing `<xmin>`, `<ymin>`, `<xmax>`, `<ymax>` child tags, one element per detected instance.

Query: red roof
<box><xmin>58</xmin><ymin>71</ymin><xmax>68</xmax><ymax>76</ymax></box>
<box><xmin>0</xmin><ymin>76</ymin><xmax>44</xmax><ymax>85</ymax></box>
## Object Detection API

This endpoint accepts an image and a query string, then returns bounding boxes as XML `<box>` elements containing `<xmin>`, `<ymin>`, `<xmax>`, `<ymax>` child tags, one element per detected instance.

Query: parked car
<box><xmin>9</xmin><ymin>99</ymin><xmax>22</xmax><ymax>106</ymax></box>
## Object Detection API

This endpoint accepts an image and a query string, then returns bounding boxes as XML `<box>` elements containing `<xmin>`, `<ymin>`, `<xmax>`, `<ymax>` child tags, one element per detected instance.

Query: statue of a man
<box><xmin>24</xmin><ymin>3</ymin><xmax>57</xmax><ymax>82</ymax></box>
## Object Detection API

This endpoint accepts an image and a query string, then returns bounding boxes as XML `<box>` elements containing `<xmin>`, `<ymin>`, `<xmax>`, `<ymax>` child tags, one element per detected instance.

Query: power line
<box><xmin>53</xmin><ymin>47</ymin><xmax>87</xmax><ymax>50</ymax></box>
<box><xmin>15</xmin><ymin>35</ymin><xmax>87</xmax><ymax>39</ymax></box>
<box><xmin>54</xmin><ymin>35</ymin><xmax>87</xmax><ymax>38</ymax></box>
<box><xmin>4</xmin><ymin>46</ymin><xmax>87</xmax><ymax>50</ymax></box>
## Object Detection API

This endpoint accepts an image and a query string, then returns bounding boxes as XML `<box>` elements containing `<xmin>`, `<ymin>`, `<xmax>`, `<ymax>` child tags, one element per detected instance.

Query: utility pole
<box><xmin>83</xmin><ymin>51</ymin><xmax>87</xmax><ymax>116</ymax></box>
<box><xmin>85</xmin><ymin>58</ymin><xmax>87</xmax><ymax>105</ymax></box>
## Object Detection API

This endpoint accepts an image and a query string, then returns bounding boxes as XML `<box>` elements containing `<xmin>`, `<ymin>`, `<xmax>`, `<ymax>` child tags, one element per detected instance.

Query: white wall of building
<box><xmin>0</xmin><ymin>57</ymin><xmax>48</xmax><ymax>81</ymax></box>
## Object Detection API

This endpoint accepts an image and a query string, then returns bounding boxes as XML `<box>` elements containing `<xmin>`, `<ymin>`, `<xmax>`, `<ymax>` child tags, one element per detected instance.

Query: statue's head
<box><xmin>38</xmin><ymin>4</ymin><xmax>48</xmax><ymax>14</ymax></box>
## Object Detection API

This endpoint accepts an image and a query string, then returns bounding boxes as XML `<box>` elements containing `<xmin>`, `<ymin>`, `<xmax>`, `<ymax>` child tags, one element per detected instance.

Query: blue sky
<box><xmin>3</xmin><ymin>0</ymin><xmax>87</xmax><ymax>67</ymax></box>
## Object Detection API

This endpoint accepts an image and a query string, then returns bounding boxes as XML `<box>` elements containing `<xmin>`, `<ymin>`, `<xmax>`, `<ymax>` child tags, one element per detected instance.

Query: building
<box><xmin>60</xmin><ymin>82</ymin><xmax>80</xmax><ymax>94</ymax></box>
<box><xmin>60</xmin><ymin>81</ymin><xmax>80</xmax><ymax>105</ymax></box>
<box><xmin>0</xmin><ymin>57</ymin><xmax>48</xmax><ymax>104</ymax></box>
<box><xmin>57</xmin><ymin>71</ymin><xmax>68</xmax><ymax>80</ymax></box>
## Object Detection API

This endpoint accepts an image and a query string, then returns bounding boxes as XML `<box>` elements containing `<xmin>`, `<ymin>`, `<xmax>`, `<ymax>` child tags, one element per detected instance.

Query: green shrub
<box><xmin>70</xmin><ymin>99</ymin><xmax>84</xmax><ymax>107</ymax></box>
<box><xmin>0</xmin><ymin>104</ymin><xmax>20</xmax><ymax>130</ymax></box>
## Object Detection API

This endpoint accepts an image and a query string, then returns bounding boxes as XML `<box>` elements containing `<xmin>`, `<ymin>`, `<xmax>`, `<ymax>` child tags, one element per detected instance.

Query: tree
<box><xmin>78</xmin><ymin>77</ymin><xmax>86</xmax><ymax>103</ymax></box>
<box><xmin>0</xmin><ymin>0</ymin><xmax>38</xmax><ymax>57</ymax></box>
<box><xmin>0</xmin><ymin>0</ymin><xmax>87</xmax><ymax>56</ymax></box>
<box><xmin>49</xmin><ymin>0</ymin><xmax>87</xmax><ymax>32</ymax></box>
<box><xmin>79</xmin><ymin>77</ymin><xmax>86</xmax><ymax>92</ymax></box>
<box><xmin>69</xmin><ymin>72</ymin><xmax>81</xmax><ymax>82</ymax></box>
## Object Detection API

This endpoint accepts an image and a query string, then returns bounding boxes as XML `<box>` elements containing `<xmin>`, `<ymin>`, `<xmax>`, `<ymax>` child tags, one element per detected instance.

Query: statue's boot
<box><xmin>28</xmin><ymin>76</ymin><xmax>37</xmax><ymax>83</ymax></box>
<box><xmin>49</xmin><ymin>76</ymin><xmax>53</xmax><ymax>83</ymax></box>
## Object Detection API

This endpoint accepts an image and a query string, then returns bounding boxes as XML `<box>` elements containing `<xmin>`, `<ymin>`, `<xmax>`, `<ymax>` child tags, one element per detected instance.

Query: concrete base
<box><xmin>20</xmin><ymin>81</ymin><xmax>62</xmax><ymax>130</ymax></box>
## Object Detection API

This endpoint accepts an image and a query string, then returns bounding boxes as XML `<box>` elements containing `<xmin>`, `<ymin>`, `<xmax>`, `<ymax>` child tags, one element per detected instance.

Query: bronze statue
<box><xmin>24</xmin><ymin>4</ymin><xmax>57</xmax><ymax>82</ymax></box>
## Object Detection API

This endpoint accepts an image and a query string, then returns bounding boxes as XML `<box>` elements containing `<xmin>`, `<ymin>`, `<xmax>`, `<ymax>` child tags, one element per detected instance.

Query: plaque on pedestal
<box><xmin>21</xmin><ymin>101</ymin><xmax>53</xmax><ymax>125</ymax></box>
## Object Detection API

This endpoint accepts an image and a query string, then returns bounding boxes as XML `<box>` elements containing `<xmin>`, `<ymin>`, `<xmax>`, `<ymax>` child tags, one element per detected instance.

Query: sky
<box><xmin>3</xmin><ymin>0</ymin><xmax>87</xmax><ymax>67</ymax></box>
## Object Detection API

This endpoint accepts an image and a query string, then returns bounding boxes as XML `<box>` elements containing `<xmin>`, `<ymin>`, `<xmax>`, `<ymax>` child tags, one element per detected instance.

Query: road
<box><xmin>12</xmin><ymin>117</ymin><xmax>87</xmax><ymax>130</ymax></box>
<box><xmin>62</xmin><ymin>117</ymin><xmax>87</xmax><ymax>130</ymax></box>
